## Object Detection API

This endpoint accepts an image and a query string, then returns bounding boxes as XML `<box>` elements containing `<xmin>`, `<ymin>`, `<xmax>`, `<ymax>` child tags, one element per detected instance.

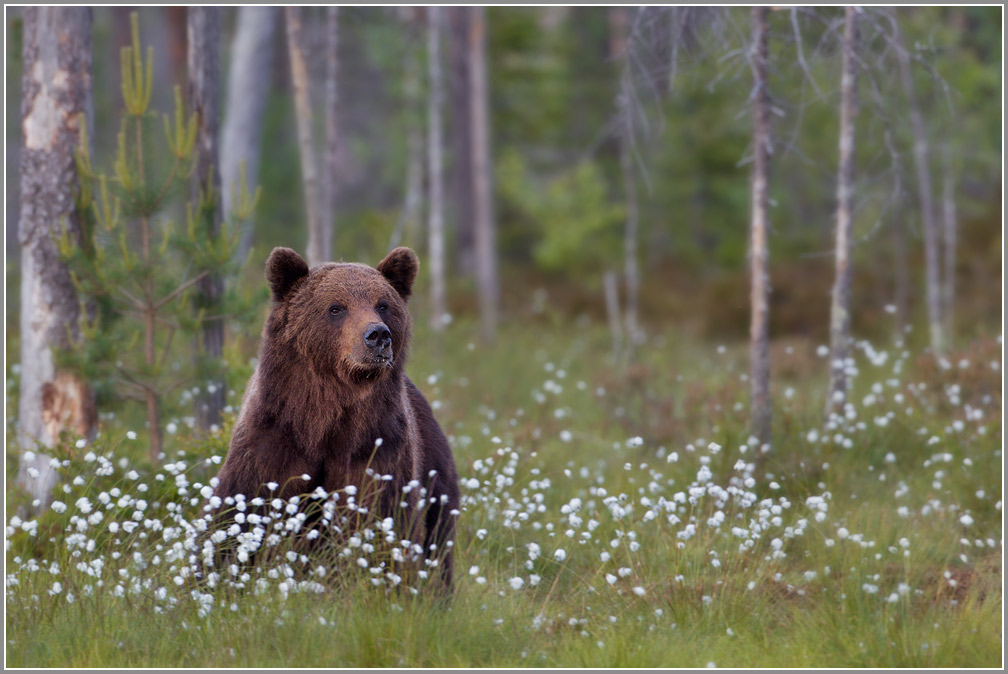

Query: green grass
<box><xmin>5</xmin><ymin>319</ymin><xmax>1002</xmax><ymax>667</ymax></box>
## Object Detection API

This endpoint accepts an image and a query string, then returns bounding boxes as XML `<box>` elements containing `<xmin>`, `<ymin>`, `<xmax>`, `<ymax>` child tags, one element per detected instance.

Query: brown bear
<box><xmin>208</xmin><ymin>246</ymin><xmax>460</xmax><ymax>590</ymax></box>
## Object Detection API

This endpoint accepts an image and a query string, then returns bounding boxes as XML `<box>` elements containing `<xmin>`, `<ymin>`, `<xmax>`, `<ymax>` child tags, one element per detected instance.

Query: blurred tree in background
<box><xmin>5</xmin><ymin>6</ymin><xmax>1003</xmax><ymax>458</ymax></box>
<box><xmin>52</xmin><ymin>14</ymin><xmax>260</xmax><ymax>463</ymax></box>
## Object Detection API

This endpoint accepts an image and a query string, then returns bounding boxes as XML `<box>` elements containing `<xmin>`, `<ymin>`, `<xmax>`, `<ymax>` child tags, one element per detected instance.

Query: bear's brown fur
<box><xmin>210</xmin><ymin>246</ymin><xmax>460</xmax><ymax>590</ymax></box>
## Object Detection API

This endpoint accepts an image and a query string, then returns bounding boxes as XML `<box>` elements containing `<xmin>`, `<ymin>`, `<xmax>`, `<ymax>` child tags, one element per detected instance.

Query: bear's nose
<box><xmin>363</xmin><ymin>323</ymin><xmax>392</xmax><ymax>350</ymax></box>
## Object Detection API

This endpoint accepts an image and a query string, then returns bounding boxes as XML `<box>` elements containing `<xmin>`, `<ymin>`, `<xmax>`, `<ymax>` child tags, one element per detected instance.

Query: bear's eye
<box><xmin>328</xmin><ymin>304</ymin><xmax>345</xmax><ymax>316</ymax></box>
<box><xmin>376</xmin><ymin>302</ymin><xmax>389</xmax><ymax>314</ymax></box>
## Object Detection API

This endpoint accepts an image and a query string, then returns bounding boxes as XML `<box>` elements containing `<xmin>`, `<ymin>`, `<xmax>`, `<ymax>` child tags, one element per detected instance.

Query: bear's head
<box><xmin>264</xmin><ymin>246</ymin><xmax>419</xmax><ymax>383</ymax></box>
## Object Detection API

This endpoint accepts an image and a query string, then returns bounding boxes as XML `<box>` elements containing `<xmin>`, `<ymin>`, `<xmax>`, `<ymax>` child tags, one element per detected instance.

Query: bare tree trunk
<box><xmin>448</xmin><ymin>7</ymin><xmax>475</xmax><ymax>277</ymax></box>
<box><xmin>427</xmin><ymin>6</ymin><xmax>447</xmax><ymax>332</ymax></box>
<box><xmin>468</xmin><ymin>7</ymin><xmax>498</xmax><ymax>342</ymax></box>
<box><xmin>321</xmin><ymin>6</ymin><xmax>339</xmax><ymax>263</ymax></box>
<box><xmin>609</xmin><ymin>7</ymin><xmax>642</xmax><ymax>352</ymax></box>
<box><xmin>748</xmin><ymin>6</ymin><xmax>772</xmax><ymax>446</ymax></box>
<box><xmin>892</xmin><ymin>212</ymin><xmax>910</xmax><ymax>335</ymax></box>
<box><xmin>895</xmin><ymin>26</ymin><xmax>943</xmax><ymax>354</ymax></box>
<box><xmin>17</xmin><ymin>7</ymin><xmax>96</xmax><ymax>512</ymax></box>
<box><xmin>603</xmin><ymin>270</ymin><xmax>624</xmax><ymax>361</ymax></box>
<box><xmin>390</xmin><ymin>7</ymin><xmax>424</xmax><ymax>251</ymax></box>
<box><xmin>941</xmin><ymin>144</ymin><xmax>957</xmax><ymax>344</ymax></box>
<box><xmin>826</xmin><ymin>7</ymin><xmax>859</xmax><ymax>419</ymax></box>
<box><xmin>188</xmin><ymin>7</ymin><xmax>225</xmax><ymax>433</ymax></box>
<box><xmin>285</xmin><ymin>6</ymin><xmax>324</xmax><ymax>267</ymax></box>
<box><xmin>222</xmin><ymin>7</ymin><xmax>278</xmax><ymax>264</ymax></box>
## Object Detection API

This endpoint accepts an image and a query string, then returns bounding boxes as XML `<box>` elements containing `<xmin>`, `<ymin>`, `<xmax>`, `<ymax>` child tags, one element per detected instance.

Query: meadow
<box><xmin>4</xmin><ymin>317</ymin><xmax>1003</xmax><ymax>668</ymax></box>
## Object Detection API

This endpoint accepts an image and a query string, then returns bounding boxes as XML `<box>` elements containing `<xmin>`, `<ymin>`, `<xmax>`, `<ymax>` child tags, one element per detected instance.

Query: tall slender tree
<box><xmin>941</xmin><ymin>143</ymin><xmax>957</xmax><ymax>342</ymax></box>
<box><xmin>468</xmin><ymin>7</ymin><xmax>498</xmax><ymax>342</ymax></box>
<box><xmin>826</xmin><ymin>6</ymin><xmax>860</xmax><ymax>418</ymax></box>
<box><xmin>390</xmin><ymin>7</ymin><xmax>424</xmax><ymax>251</ymax></box>
<box><xmin>448</xmin><ymin>7</ymin><xmax>475</xmax><ymax>277</ymax></box>
<box><xmin>285</xmin><ymin>6</ymin><xmax>325</xmax><ymax>267</ymax></box>
<box><xmin>221</xmin><ymin>7</ymin><xmax>278</xmax><ymax>264</ymax></box>
<box><xmin>748</xmin><ymin>6</ymin><xmax>772</xmax><ymax>446</ymax></box>
<box><xmin>609</xmin><ymin>6</ymin><xmax>642</xmax><ymax>352</ymax></box>
<box><xmin>188</xmin><ymin>7</ymin><xmax>225</xmax><ymax>431</ymax></box>
<box><xmin>17</xmin><ymin>7</ymin><xmax>96</xmax><ymax>512</ymax></box>
<box><xmin>427</xmin><ymin>6</ymin><xmax>447</xmax><ymax>332</ymax></box>
<box><xmin>895</xmin><ymin>22</ymin><xmax>943</xmax><ymax>354</ymax></box>
<box><xmin>321</xmin><ymin>6</ymin><xmax>339</xmax><ymax>264</ymax></box>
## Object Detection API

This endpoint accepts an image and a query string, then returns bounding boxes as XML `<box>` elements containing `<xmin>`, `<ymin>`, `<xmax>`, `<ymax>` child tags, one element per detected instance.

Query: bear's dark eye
<box><xmin>376</xmin><ymin>302</ymin><xmax>389</xmax><ymax>314</ymax></box>
<box><xmin>328</xmin><ymin>304</ymin><xmax>345</xmax><ymax>316</ymax></box>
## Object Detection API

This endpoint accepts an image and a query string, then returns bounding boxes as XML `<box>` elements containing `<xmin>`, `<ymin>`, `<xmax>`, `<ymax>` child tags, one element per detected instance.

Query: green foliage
<box><xmin>497</xmin><ymin>148</ymin><xmax>624</xmax><ymax>281</ymax></box>
<box><xmin>53</xmin><ymin>13</ymin><xmax>261</xmax><ymax>459</ymax></box>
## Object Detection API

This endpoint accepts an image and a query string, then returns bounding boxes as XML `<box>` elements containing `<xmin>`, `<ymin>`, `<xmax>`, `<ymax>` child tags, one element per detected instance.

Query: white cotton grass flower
<box><xmin>508</xmin><ymin>577</ymin><xmax>524</xmax><ymax>591</ymax></box>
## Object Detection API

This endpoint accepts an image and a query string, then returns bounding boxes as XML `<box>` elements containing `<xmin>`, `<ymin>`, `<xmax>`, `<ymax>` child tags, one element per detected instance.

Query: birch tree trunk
<box><xmin>188</xmin><ymin>7</ymin><xmax>225</xmax><ymax>432</ymax></box>
<box><xmin>449</xmin><ymin>7</ymin><xmax>475</xmax><ymax>277</ymax></box>
<box><xmin>222</xmin><ymin>7</ymin><xmax>278</xmax><ymax>264</ymax></box>
<box><xmin>427</xmin><ymin>7</ymin><xmax>447</xmax><ymax>332</ymax></box>
<box><xmin>609</xmin><ymin>7</ymin><xmax>641</xmax><ymax>352</ymax></box>
<box><xmin>321</xmin><ymin>6</ymin><xmax>339</xmax><ymax>263</ymax></box>
<box><xmin>748</xmin><ymin>6</ymin><xmax>772</xmax><ymax>446</ymax></box>
<box><xmin>825</xmin><ymin>6</ymin><xmax>859</xmax><ymax>418</ymax></box>
<box><xmin>468</xmin><ymin>7</ymin><xmax>499</xmax><ymax>343</ymax></box>
<box><xmin>285</xmin><ymin>6</ymin><xmax>324</xmax><ymax>267</ymax></box>
<box><xmin>941</xmin><ymin>144</ymin><xmax>957</xmax><ymax>343</ymax></box>
<box><xmin>390</xmin><ymin>6</ymin><xmax>424</xmax><ymax>251</ymax></box>
<box><xmin>896</xmin><ymin>27</ymin><xmax>943</xmax><ymax>354</ymax></box>
<box><xmin>17</xmin><ymin>7</ymin><xmax>96</xmax><ymax>512</ymax></box>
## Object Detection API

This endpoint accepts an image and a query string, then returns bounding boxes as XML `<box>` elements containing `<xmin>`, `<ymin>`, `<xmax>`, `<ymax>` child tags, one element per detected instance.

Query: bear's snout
<box><xmin>363</xmin><ymin>323</ymin><xmax>393</xmax><ymax>359</ymax></box>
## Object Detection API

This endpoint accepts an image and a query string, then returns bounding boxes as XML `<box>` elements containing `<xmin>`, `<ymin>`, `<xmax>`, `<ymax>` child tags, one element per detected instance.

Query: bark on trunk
<box><xmin>603</xmin><ymin>270</ymin><xmax>624</xmax><ymax>361</ymax></box>
<box><xmin>321</xmin><ymin>6</ymin><xmax>339</xmax><ymax>263</ymax></box>
<box><xmin>285</xmin><ymin>6</ymin><xmax>324</xmax><ymax>267</ymax></box>
<box><xmin>826</xmin><ymin>7</ymin><xmax>859</xmax><ymax>418</ymax></box>
<box><xmin>748</xmin><ymin>6</ymin><xmax>772</xmax><ymax>446</ymax></box>
<box><xmin>390</xmin><ymin>6</ymin><xmax>424</xmax><ymax>251</ymax></box>
<box><xmin>188</xmin><ymin>7</ymin><xmax>225</xmax><ymax>433</ymax></box>
<box><xmin>17</xmin><ymin>7</ymin><xmax>96</xmax><ymax>512</ymax></box>
<box><xmin>941</xmin><ymin>144</ymin><xmax>957</xmax><ymax>343</ymax></box>
<box><xmin>468</xmin><ymin>7</ymin><xmax>498</xmax><ymax>343</ymax></box>
<box><xmin>896</xmin><ymin>28</ymin><xmax>943</xmax><ymax>354</ymax></box>
<box><xmin>427</xmin><ymin>7</ymin><xmax>447</xmax><ymax>332</ymax></box>
<box><xmin>222</xmin><ymin>7</ymin><xmax>278</xmax><ymax>264</ymax></box>
<box><xmin>449</xmin><ymin>7</ymin><xmax>475</xmax><ymax>277</ymax></box>
<box><xmin>609</xmin><ymin>7</ymin><xmax>641</xmax><ymax>351</ymax></box>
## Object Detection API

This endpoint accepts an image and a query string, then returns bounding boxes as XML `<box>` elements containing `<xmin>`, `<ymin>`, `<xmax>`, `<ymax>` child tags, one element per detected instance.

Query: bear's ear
<box><xmin>266</xmin><ymin>247</ymin><xmax>310</xmax><ymax>302</ymax></box>
<box><xmin>376</xmin><ymin>247</ymin><xmax>419</xmax><ymax>300</ymax></box>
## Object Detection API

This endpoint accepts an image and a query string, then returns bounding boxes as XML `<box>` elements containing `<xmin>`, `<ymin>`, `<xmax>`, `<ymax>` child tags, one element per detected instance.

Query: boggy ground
<box><xmin>4</xmin><ymin>320</ymin><xmax>1002</xmax><ymax>667</ymax></box>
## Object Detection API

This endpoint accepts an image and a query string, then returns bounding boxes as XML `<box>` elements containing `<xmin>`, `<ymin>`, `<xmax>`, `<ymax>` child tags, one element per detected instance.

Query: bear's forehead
<box><xmin>305</xmin><ymin>263</ymin><xmax>393</xmax><ymax>302</ymax></box>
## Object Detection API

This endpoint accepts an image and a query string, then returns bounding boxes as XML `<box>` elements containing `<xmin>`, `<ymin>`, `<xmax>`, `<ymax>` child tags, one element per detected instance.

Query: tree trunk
<box><xmin>285</xmin><ymin>6</ymin><xmax>324</xmax><ymax>267</ymax></box>
<box><xmin>448</xmin><ymin>7</ymin><xmax>475</xmax><ymax>277</ymax></box>
<box><xmin>427</xmin><ymin>7</ymin><xmax>447</xmax><ymax>332</ymax></box>
<box><xmin>825</xmin><ymin>7</ymin><xmax>859</xmax><ymax>418</ymax></box>
<box><xmin>603</xmin><ymin>270</ymin><xmax>624</xmax><ymax>361</ymax></box>
<box><xmin>390</xmin><ymin>6</ymin><xmax>424</xmax><ymax>252</ymax></box>
<box><xmin>222</xmin><ymin>7</ymin><xmax>278</xmax><ymax>265</ymax></box>
<box><xmin>468</xmin><ymin>7</ymin><xmax>498</xmax><ymax>343</ymax></box>
<box><xmin>891</xmin><ymin>211</ymin><xmax>910</xmax><ymax>336</ymax></box>
<box><xmin>321</xmin><ymin>6</ymin><xmax>339</xmax><ymax>263</ymax></box>
<box><xmin>896</xmin><ymin>27</ymin><xmax>943</xmax><ymax>354</ymax></box>
<box><xmin>941</xmin><ymin>144</ymin><xmax>957</xmax><ymax>343</ymax></box>
<box><xmin>188</xmin><ymin>7</ymin><xmax>225</xmax><ymax>434</ymax></box>
<box><xmin>17</xmin><ymin>7</ymin><xmax>96</xmax><ymax>513</ymax></box>
<box><xmin>748</xmin><ymin>6</ymin><xmax>772</xmax><ymax>446</ymax></box>
<box><xmin>609</xmin><ymin>7</ymin><xmax>642</xmax><ymax>352</ymax></box>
